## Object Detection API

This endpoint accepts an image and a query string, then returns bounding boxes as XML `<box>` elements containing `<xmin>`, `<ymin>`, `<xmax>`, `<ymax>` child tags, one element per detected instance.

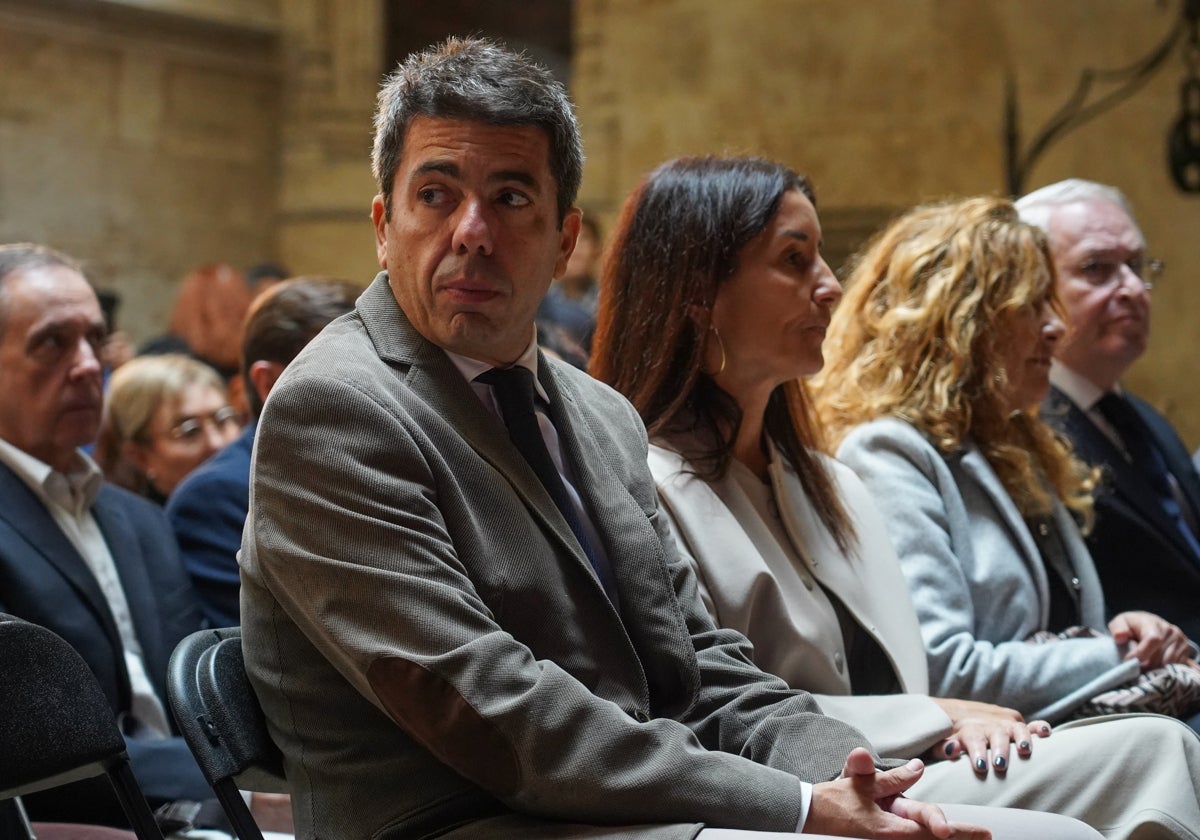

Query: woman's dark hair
<box><xmin>591</xmin><ymin>155</ymin><xmax>852</xmax><ymax>551</ymax></box>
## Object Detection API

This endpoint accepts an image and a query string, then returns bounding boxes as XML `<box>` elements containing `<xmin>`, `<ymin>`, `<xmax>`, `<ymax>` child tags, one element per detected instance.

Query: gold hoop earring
<box><xmin>708</xmin><ymin>325</ymin><xmax>727</xmax><ymax>375</ymax></box>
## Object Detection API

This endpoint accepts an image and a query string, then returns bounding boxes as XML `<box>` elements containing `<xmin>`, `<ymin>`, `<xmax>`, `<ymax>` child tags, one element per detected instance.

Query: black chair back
<box><xmin>0</xmin><ymin>613</ymin><xmax>165</xmax><ymax>839</ymax></box>
<box><xmin>167</xmin><ymin>627</ymin><xmax>286</xmax><ymax>840</ymax></box>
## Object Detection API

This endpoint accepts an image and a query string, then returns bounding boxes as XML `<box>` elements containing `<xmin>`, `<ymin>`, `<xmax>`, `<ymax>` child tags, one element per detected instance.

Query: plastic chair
<box><xmin>167</xmin><ymin>627</ymin><xmax>287</xmax><ymax>840</ymax></box>
<box><xmin>0</xmin><ymin>613</ymin><xmax>165</xmax><ymax>840</ymax></box>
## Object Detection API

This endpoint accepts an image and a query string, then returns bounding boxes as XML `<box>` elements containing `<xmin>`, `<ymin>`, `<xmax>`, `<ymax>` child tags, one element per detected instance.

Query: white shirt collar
<box><xmin>0</xmin><ymin>437</ymin><xmax>104</xmax><ymax>517</ymax></box>
<box><xmin>443</xmin><ymin>335</ymin><xmax>550</xmax><ymax>403</ymax></box>
<box><xmin>1049</xmin><ymin>360</ymin><xmax>1120</xmax><ymax>412</ymax></box>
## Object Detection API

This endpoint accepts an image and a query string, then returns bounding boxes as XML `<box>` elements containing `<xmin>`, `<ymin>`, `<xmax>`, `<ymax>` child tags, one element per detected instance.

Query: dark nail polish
<box><xmin>944</xmin><ymin>742</ymin><xmax>956</xmax><ymax>757</ymax></box>
<box><xmin>994</xmin><ymin>755</ymin><xmax>1007</xmax><ymax>770</ymax></box>
<box><xmin>1018</xmin><ymin>740</ymin><xmax>1030</xmax><ymax>751</ymax></box>
<box><xmin>975</xmin><ymin>757</ymin><xmax>987</xmax><ymax>771</ymax></box>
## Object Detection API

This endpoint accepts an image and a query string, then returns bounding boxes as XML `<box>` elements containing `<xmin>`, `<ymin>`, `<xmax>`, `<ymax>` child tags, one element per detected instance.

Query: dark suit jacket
<box><xmin>168</xmin><ymin>421</ymin><xmax>255</xmax><ymax>627</ymax></box>
<box><xmin>0</xmin><ymin>462</ymin><xmax>209</xmax><ymax>824</ymax></box>
<box><xmin>1043</xmin><ymin>386</ymin><xmax>1200</xmax><ymax>640</ymax></box>
<box><xmin>240</xmin><ymin>274</ymin><xmax>878</xmax><ymax>840</ymax></box>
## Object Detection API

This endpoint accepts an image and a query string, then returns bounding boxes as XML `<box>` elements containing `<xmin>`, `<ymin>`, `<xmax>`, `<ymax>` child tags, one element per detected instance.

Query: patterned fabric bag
<box><xmin>1027</xmin><ymin>626</ymin><xmax>1200</xmax><ymax>719</ymax></box>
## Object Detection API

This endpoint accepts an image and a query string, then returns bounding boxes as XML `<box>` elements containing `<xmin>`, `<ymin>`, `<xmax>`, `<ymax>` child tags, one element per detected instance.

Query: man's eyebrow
<box><xmin>410</xmin><ymin>161</ymin><xmax>540</xmax><ymax>192</ymax></box>
<box><xmin>25</xmin><ymin>316</ymin><xmax>106</xmax><ymax>347</ymax></box>
<box><xmin>492</xmin><ymin>170</ymin><xmax>539</xmax><ymax>190</ymax></box>
<box><xmin>412</xmin><ymin>161</ymin><xmax>459</xmax><ymax>180</ymax></box>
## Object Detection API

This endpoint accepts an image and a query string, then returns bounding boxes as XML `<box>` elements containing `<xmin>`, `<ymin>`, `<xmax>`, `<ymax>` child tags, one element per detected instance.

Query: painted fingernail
<box><xmin>1018</xmin><ymin>740</ymin><xmax>1030</xmax><ymax>751</ymax></box>
<box><xmin>944</xmin><ymin>741</ymin><xmax>956</xmax><ymax>757</ymax></box>
<box><xmin>975</xmin><ymin>757</ymin><xmax>987</xmax><ymax>771</ymax></box>
<box><xmin>994</xmin><ymin>755</ymin><xmax>1007</xmax><ymax>770</ymax></box>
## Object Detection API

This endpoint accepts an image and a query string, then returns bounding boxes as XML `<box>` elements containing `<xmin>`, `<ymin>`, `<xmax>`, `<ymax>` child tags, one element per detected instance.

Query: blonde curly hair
<box><xmin>813</xmin><ymin>195</ymin><xmax>1096</xmax><ymax>524</ymax></box>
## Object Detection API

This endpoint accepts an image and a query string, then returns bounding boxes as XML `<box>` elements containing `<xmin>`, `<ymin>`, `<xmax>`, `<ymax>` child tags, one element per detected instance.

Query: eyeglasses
<box><xmin>1075</xmin><ymin>256</ymin><xmax>1164</xmax><ymax>291</ymax></box>
<box><xmin>166</xmin><ymin>406</ymin><xmax>242</xmax><ymax>442</ymax></box>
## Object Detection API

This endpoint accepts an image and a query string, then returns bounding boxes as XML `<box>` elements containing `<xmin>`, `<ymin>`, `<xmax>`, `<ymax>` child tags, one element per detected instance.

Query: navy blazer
<box><xmin>168</xmin><ymin>421</ymin><xmax>255</xmax><ymax>627</ymax></box>
<box><xmin>1043</xmin><ymin>386</ymin><xmax>1200</xmax><ymax>640</ymax></box>
<box><xmin>0</xmin><ymin>460</ymin><xmax>208</xmax><ymax>822</ymax></box>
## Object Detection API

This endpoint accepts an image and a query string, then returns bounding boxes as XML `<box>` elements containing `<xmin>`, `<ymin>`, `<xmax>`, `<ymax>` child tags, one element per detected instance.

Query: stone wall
<box><xmin>0</xmin><ymin>0</ymin><xmax>282</xmax><ymax>344</ymax></box>
<box><xmin>2</xmin><ymin>0</ymin><xmax>1197</xmax><ymax>445</ymax></box>
<box><xmin>573</xmin><ymin>0</ymin><xmax>1200</xmax><ymax>445</ymax></box>
<box><xmin>274</xmin><ymin>0</ymin><xmax>380</xmax><ymax>286</ymax></box>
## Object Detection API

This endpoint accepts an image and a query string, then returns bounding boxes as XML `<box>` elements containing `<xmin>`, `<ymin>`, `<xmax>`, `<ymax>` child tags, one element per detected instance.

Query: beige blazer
<box><xmin>650</xmin><ymin>444</ymin><xmax>951</xmax><ymax>757</ymax></box>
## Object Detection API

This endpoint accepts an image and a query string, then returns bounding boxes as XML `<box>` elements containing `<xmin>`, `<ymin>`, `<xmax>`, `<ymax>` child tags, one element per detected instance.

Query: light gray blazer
<box><xmin>239</xmin><ymin>275</ymin><xmax>878</xmax><ymax>840</ymax></box>
<box><xmin>837</xmin><ymin>417</ymin><xmax>1137</xmax><ymax>722</ymax></box>
<box><xmin>650</xmin><ymin>443</ymin><xmax>953</xmax><ymax>757</ymax></box>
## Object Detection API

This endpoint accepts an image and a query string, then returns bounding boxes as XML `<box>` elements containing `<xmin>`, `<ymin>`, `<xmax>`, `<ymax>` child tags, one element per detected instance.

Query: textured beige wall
<box><xmin>274</xmin><ymin>0</ymin><xmax>380</xmax><ymax>285</ymax></box>
<box><xmin>573</xmin><ymin>0</ymin><xmax>1200</xmax><ymax>447</ymax></box>
<box><xmin>2</xmin><ymin>0</ymin><xmax>1197</xmax><ymax>445</ymax></box>
<box><xmin>0</xmin><ymin>0</ymin><xmax>282</xmax><ymax>344</ymax></box>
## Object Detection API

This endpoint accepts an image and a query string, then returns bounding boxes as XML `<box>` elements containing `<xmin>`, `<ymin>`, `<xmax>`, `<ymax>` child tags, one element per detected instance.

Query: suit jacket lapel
<box><xmin>92</xmin><ymin>488</ymin><xmax>164</xmax><ymax>678</ymax></box>
<box><xmin>357</xmin><ymin>274</ymin><xmax>598</xmax><ymax>587</ymax></box>
<box><xmin>1131</xmin><ymin>396</ymin><xmax>1200</xmax><ymax>529</ymax></box>
<box><xmin>0</xmin><ymin>464</ymin><xmax>118</xmax><ymax>633</ymax></box>
<box><xmin>1049</xmin><ymin>387</ymin><xmax>1195</xmax><ymax>557</ymax></box>
<box><xmin>955</xmin><ymin>445</ymin><xmax>1052</xmax><ymax>619</ymax></box>
<box><xmin>0</xmin><ymin>462</ymin><xmax>133</xmax><ymax>709</ymax></box>
<box><xmin>547</xmin><ymin>368</ymin><xmax>700</xmax><ymax>712</ymax></box>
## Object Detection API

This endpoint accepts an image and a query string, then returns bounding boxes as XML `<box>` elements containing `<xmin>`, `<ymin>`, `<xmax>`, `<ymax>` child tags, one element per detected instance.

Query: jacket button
<box><xmin>633</xmin><ymin>709</ymin><xmax>651</xmax><ymax>723</ymax></box>
<box><xmin>1071</xmin><ymin>577</ymin><xmax>1081</xmax><ymax>590</ymax></box>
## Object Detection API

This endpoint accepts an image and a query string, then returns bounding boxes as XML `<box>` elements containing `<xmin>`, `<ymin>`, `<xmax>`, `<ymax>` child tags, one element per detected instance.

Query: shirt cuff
<box><xmin>795</xmin><ymin>780</ymin><xmax>813</xmax><ymax>832</ymax></box>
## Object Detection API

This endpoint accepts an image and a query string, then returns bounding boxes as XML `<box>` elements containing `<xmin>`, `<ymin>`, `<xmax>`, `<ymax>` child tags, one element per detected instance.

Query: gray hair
<box><xmin>0</xmin><ymin>243</ymin><xmax>85</xmax><ymax>336</ymax></box>
<box><xmin>1014</xmin><ymin>178</ymin><xmax>1138</xmax><ymax>237</ymax></box>
<box><xmin>372</xmin><ymin>36</ymin><xmax>584</xmax><ymax>225</ymax></box>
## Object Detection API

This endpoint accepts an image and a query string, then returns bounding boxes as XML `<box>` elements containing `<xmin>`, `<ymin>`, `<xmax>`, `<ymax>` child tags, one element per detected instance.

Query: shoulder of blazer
<box><xmin>0</xmin><ymin>462</ymin><xmax>118</xmax><ymax>620</ymax></box>
<box><xmin>840</xmin><ymin>416</ymin><xmax>949</xmax><ymax>478</ymax></box>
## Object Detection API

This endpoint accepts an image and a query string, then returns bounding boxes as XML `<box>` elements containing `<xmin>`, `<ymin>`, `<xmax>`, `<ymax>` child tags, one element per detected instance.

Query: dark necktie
<box><xmin>476</xmin><ymin>366</ymin><xmax>609</xmax><ymax>591</ymax></box>
<box><xmin>1096</xmin><ymin>392</ymin><xmax>1200</xmax><ymax>559</ymax></box>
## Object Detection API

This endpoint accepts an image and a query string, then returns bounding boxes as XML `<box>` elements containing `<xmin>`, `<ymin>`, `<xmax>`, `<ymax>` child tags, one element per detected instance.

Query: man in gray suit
<box><xmin>239</xmin><ymin>37</ymin><xmax>1093</xmax><ymax>840</ymax></box>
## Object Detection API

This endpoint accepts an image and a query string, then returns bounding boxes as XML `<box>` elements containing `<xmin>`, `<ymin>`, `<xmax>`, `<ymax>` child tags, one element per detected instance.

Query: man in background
<box><xmin>168</xmin><ymin>276</ymin><xmax>360</xmax><ymax>627</ymax></box>
<box><xmin>0</xmin><ymin>243</ymin><xmax>209</xmax><ymax>827</ymax></box>
<box><xmin>1018</xmin><ymin>179</ymin><xmax>1200</xmax><ymax>641</ymax></box>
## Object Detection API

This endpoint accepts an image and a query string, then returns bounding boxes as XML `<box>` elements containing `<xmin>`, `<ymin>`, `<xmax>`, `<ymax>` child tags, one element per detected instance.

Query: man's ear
<box><xmin>249</xmin><ymin>360</ymin><xmax>287</xmax><ymax>404</ymax></box>
<box><xmin>371</xmin><ymin>194</ymin><xmax>389</xmax><ymax>269</ymax></box>
<box><xmin>553</xmin><ymin>209</ymin><xmax>583</xmax><ymax>279</ymax></box>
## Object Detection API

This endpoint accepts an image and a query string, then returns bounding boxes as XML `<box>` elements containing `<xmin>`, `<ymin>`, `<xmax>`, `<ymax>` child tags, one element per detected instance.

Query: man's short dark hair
<box><xmin>372</xmin><ymin>36</ymin><xmax>584</xmax><ymax>225</ymax></box>
<box><xmin>242</xmin><ymin>277</ymin><xmax>361</xmax><ymax>418</ymax></box>
<box><xmin>0</xmin><ymin>243</ymin><xmax>85</xmax><ymax>337</ymax></box>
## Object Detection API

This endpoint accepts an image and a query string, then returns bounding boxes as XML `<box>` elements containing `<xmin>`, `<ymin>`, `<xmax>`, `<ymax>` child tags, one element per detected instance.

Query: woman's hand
<box><xmin>1109</xmin><ymin>611</ymin><xmax>1196</xmax><ymax>670</ymax></box>
<box><xmin>928</xmin><ymin>698</ymin><xmax>1051</xmax><ymax>776</ymax></box>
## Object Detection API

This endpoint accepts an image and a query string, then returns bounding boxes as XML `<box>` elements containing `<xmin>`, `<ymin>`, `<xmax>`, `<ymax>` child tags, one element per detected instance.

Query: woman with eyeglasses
<box><xmin>815</xmin><ymin>196</ymin><xmax>1199</xmax><ymax>728</ymax></box>
<box><xmin>591</xmin><ymin>158</ymin><xmax>1200</xmax><ymax>839</ymax></box>
<box><xmin>97</xmin><ymin>354</ymin><xmax>242</xmax><ymax>502</ymax></box>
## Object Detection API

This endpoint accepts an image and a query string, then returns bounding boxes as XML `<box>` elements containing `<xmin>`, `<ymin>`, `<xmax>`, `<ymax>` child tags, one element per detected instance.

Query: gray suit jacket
<box><xmin>240</xmin><ymin>275</ymin><xmax>878</xmax><ymax>840</ymax></box>
<box><xmin>837</xmin><ymin>418</ymin><xmax>1137</xmax><ymax>722</ymax></box>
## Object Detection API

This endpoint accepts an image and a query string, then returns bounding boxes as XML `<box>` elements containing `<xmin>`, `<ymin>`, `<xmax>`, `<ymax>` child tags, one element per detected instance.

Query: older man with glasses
<box><xmin>1018</xmin><ymin>179</ymin><xmax>1200</xmax><ymax>643</ymax></box>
